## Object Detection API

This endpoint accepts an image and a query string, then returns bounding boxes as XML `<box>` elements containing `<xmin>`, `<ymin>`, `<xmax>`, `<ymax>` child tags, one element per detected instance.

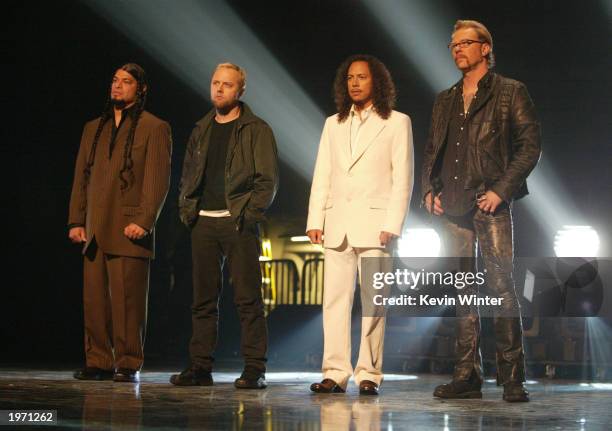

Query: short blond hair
<box><xmin>214</xmin><ymin>62</ymin><xmax>247</xmax><ymax>93</ymax></box>
<box><xmin>453</xmin><ymin>20</ymin><xmax>495</xmax><ymax>68</ymax></box>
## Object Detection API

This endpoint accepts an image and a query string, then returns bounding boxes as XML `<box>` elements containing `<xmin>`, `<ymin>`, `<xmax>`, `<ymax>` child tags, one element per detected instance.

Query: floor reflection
<box><xmin>1</xmin><ymin>371</ymin><xmax>611</xmax><ymax>430</ymax></box>
<box><xmin>82</xmin><ymin>384</ymin><xmax>142</xmax><ymax>429</ymax></box>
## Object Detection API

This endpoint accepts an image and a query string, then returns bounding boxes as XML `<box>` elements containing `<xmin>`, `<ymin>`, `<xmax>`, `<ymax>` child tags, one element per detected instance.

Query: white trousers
<box><xmin>322</xmin><ymin>237</ymin><xmax>389</xmax><ymax>389</ymax></box>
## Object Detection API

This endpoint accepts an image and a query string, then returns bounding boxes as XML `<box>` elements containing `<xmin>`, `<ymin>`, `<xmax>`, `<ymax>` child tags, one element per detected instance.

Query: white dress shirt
<box><xmin>349</xmin><ymin>104</ymin><xmax>374</xmax><ymax>157</ymax></box>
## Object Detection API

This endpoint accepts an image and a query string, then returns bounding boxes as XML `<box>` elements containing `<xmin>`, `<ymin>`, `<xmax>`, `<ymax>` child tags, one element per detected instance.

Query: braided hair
<box><xmin>82</xmin><ymin>63</ymin><xmax>148</xmax><ymax>194</ymax></box>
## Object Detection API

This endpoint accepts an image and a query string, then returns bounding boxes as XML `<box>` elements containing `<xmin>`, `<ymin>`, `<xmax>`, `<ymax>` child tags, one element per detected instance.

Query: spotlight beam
<box><xmin>84</xmin><ymin>0</ymin><xmax>325</xmax><ymax>179</ymax></box>
<box><xmin>520</xmin><ymin>162</ymin><xmax>584</xmax><ymax>237</ymax></box>
<box><xmin>360</xmin><ymin>0</ymin><xmax>459</xmax><ymax>92</ymax></box>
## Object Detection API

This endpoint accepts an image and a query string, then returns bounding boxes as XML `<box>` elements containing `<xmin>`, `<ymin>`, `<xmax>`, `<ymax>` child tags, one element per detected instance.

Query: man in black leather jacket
<box><xmin>422</xmin><ymin>20</ymin><xmax>541</xmax><ymax>402</ymax></box>
<box><xmin>172</xmin><ymin>63</ymin><xmax>278</xmax><ymax>390</ymax></box>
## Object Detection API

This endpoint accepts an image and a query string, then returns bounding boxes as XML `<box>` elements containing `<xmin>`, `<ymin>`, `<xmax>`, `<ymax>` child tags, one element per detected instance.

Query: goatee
<box><xmin>111</xmin><ymin>98</ymin><xmax>128</xmax><ymax>109</ymax></box>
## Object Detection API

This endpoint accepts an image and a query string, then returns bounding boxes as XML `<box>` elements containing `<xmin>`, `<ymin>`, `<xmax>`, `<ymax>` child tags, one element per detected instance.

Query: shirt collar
<box><xmin>477</xmin><ymin>70</ymin><xmax>493</xmax><ymax>89</ymax></box>
<box><xmin>350</xmin><ymin>103</ymin><xmax>374</xmax><ymax>121</ymax></box>
<box><xmin>458</xmin><ymin>70</ymin><xmax>493</xmax><ymax>93</ymax></box>
<box><xmin>124</xmin><ymin>103</ymin><xmax>139</xmax><ymax>117</ymax></box>
<box><xmin>115</xmin><ymin>103</ymin><xmax>138</xmax><ymax>121</ymax></box>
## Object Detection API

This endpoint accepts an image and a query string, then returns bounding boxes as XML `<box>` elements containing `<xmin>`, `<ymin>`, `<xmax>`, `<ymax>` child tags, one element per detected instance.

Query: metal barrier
<box><xmin>260</xmin><ymin>259</ymin><xmax>299</xmax><ymax>313</ymax></box>
<box><xmin>260</xmin><ymin>257</ymin><xmax>325</xmax><ymax>310</ymax></box>
<box><xmin>302</xmin><ymin>258</ymin><xmax>325</xmax><ymax>305</ymax></box>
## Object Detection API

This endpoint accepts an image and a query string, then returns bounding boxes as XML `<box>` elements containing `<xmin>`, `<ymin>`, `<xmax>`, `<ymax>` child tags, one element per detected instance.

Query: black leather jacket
<box><xmin>422</xmin><ymin>72</ymin><xmax>541</xmax><ymax>203</ymax></box>
<box><xmin>178</xmin><ymin>102</ymin><xmax>279</xmax><ymax>228</ymax></box>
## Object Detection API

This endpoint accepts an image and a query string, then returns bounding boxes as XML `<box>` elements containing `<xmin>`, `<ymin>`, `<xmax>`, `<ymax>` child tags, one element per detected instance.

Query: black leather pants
<box><xmin>438</xmin><ymin>206</ymin><xmax>526</xmax><ymax>385</ymax></box>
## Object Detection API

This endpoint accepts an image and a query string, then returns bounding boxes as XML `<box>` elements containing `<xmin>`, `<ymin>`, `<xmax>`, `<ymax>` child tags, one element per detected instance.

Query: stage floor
<box><xmin>1</xmin><ymin>370</ymin><xmax>611</xmax><ymax>430</ymax></box>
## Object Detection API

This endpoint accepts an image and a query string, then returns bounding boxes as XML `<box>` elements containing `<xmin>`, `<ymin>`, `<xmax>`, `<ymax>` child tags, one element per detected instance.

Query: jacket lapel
<box><xmin>331</xmin><ymin>117</ymin><xmax>352</xmax><ymax>169</ymax></box>
<box><xmin>466</xmin><ymin>72</ymin><xmax>497</xmax><ymax>117</ymax></box>
<box><xmin>436</xmin><ymin>87</ymin><xmax>457</xmax><ymax>150</ymax></box>
<box><xmin>468</xmin><ymin>80</ymin><xmax>495</xmax><ymax>117</ymax></box>
<box><xmin>225</xmin><ymin>103</ymin><xmax>256</xmax><ymax>166</ymax></box>
<box><xmin>349</xmin><ymin>113</ymin><xmax>385</xmax><ymax>169</ymax></box>
<box><xmin>111</xmin><ymin>117</ymin><xmax>132</xmax><ymax>162</ymax></box>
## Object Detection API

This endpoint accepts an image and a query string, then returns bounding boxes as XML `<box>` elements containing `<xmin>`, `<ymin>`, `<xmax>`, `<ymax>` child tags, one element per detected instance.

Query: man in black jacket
<box><xmin>422</xmin><ymin>20</ymin><xmax>541</xmax><ymax>402</ymax></box>
<box><xmin>171</xmin><ymin>63</ymin><xmax>279</xmax><ymax>389</ymax></box>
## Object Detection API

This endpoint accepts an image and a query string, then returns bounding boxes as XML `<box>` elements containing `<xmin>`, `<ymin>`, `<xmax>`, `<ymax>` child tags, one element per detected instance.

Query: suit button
<box><xmin>347</xmin><ymin>197</ymin><xmax>352</xmax><ymax>202</ymax></box>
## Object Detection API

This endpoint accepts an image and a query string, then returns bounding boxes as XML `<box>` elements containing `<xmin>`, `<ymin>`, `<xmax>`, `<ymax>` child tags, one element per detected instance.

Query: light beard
<box><xmin>214</xmin><ymin>100</ymin><xmax>240</xmax><ymax>115</ymax></box>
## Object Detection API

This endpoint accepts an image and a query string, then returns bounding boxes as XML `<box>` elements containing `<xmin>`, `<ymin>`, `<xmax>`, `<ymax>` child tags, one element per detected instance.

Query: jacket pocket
<box><xmin>121</xmin><ymin>206</ymin><xmax>142</xmax><ymax>216</ymax></box>
<box><xmin>479</xmin><ymin>122</ymin><xmax>505</xmax><ymax>173</ymax></box>
<box><xmin>368</xmin><ymin>198</ymin><xmax>388</xmax><ymax>209</ymax></box>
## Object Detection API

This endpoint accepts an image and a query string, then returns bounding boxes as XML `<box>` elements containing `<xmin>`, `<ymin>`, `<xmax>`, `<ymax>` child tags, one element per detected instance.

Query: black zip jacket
<box><xmin>179</xmin><ymin>102</ymin><xmax>279</xmax><ymax>229</ymax></box>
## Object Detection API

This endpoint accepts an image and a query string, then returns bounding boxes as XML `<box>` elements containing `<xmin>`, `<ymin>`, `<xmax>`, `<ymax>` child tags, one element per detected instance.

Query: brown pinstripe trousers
<box><xmin>83</xmin><ymin>239</ymin><xmax>150</xmax><ymax>371</ymax></box>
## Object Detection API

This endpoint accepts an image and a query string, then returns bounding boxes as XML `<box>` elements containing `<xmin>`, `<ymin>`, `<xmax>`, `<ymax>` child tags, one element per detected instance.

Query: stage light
<box><xmin>591</xmin><ymin>383</ymin><xmax>612</xmax><ymax>390</ymax></box>
<box><xmin>84</xmin><ymin>0</ymin><xmax>324</xmax><ymax>179</ymax></box>
<box><xmin>290</xmin><ymin>236</ymin><xmax>310</xmax><ymax>242</ymax></box>
<box><xmin>397</xmin><ymin>228</ymin><xmax>441</xmax><ymax>257</ymax></box>
<box><xmin>554</xmin><ymin>226</ymin><xmax>600</xmax><ymax>257</ymax></box>
<box><xmin>519</xmin><ymin>165</ymin><xmax>589</xmax><ymax>253</ymax></box>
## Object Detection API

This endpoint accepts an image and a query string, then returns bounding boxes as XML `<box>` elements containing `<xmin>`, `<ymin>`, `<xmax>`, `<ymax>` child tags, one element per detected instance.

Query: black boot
<box><xmin>113</xmin><ymin>368</ymin><xmax>140</xmax><ymax>383</ymax></box>
<box><xmin>234</xmin><ymin>367</ymin><xmax>267</xmax><ymax>389</ymax></box>
<box><xmin>434</xmin><ymin>372</ymin><xmax>482</xmax><ymax>399</ymax></box>
<box><xmin>170</xmin><ymin>367</ymin><xmax>213</xmax><ymax>386</ymax></box>
<box><xmin>73</xmin><ymin>367</ymin><xmax>114</xmax><ymax>381</ymax></box>
<box><xmin>503</xmin><ymin>382</ymin><xmax>529</xmax><ymax>402</ymax></box>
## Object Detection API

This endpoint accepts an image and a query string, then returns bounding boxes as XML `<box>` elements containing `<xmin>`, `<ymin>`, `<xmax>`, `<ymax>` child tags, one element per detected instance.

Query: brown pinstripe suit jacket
<box><xmin>68</xmin><ymin>111</ymin><xmax>172</xmax><ymax>259</ymax></box>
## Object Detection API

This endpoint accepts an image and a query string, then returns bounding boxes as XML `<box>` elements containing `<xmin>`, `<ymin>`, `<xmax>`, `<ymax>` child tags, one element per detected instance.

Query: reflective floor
<box><xmin>1</xmin><ymin>370</ymin><xmax>611</xmax><ymax>430</ymax></box>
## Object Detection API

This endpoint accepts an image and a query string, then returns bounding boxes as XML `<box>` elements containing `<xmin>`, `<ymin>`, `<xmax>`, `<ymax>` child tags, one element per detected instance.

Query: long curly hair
<box><xmin>83</xmin><ymin>63</ymin><xmax>147</xmax><ymax>194</ymax></box>
<box><xmin>333</xmin><ymin>54</ymin><xmax>396</xmax><ymax>122</ymax></box>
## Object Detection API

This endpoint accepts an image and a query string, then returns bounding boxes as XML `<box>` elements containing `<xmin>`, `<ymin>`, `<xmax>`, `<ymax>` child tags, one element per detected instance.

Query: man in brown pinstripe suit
<box><xmin>68</xmin><ymin>63</ymin><xmax>172</xmax><ymax>383</ymax></box>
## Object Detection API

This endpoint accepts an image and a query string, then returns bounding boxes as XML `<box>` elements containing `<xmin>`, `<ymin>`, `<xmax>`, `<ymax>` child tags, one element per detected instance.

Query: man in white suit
<box><xmin>306</xmin><ymin>55</ymin><xmax>413</xmax><ymax>395</ymax></box>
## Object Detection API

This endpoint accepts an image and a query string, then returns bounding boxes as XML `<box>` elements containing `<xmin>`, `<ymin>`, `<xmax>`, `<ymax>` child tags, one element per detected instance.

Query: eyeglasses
<box><xmin>448</xmin><ymin>39</ymin><xmax>484</xmax><ymax>51</ymax></box>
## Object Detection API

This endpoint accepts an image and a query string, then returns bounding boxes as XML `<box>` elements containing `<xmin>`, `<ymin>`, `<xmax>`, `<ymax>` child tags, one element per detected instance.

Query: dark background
<box><xmin>5</xmin><ymin>0</ymin><xmax>611</xmax><ymax>367</ymax></box>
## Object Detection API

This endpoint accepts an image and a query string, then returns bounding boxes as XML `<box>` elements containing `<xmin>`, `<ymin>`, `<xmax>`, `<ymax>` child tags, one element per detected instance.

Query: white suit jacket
<box><xmin>306</xmin><ymin>109</ymin><xmax>414</xmax><ymax>248</ymax></box>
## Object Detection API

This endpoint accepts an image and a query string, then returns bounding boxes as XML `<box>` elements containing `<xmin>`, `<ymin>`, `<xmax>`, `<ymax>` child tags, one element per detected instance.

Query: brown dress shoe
<box><xmin>359</xmin><ymin>380</ymin><xmax>379</xmax><ymax>395</ymax></box>
<box><xmin>310</xmin><ymin>378</ymin><xmax>345</xmax><ymax>393</ymax></box>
